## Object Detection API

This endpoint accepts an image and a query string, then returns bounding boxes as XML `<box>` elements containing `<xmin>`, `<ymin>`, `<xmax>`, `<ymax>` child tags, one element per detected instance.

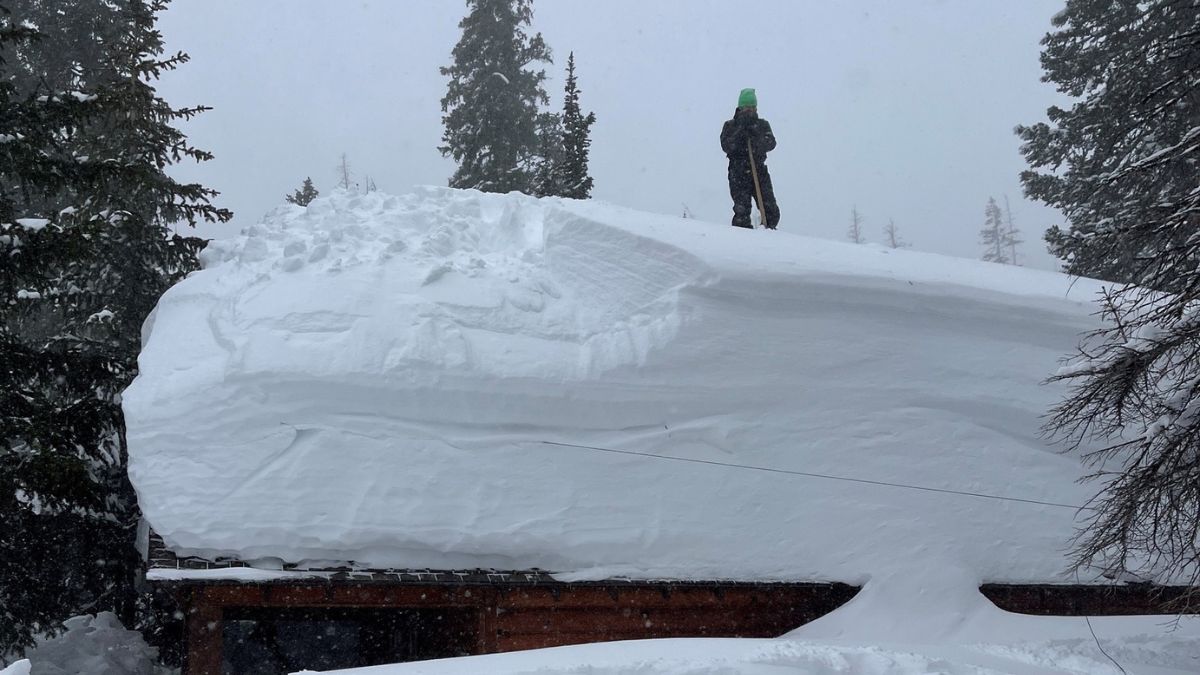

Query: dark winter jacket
<box><xmin>721</xmin><ymin>109</ymin><xmax>776</xmax><ymax>163</ymax></box>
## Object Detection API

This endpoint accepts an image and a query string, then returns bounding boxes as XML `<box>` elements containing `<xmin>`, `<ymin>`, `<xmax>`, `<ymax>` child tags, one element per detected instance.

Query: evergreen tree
<box><xmin>847</xmin><ymin>206</ymin><xmax>865</xmax><ymax>244</ymax></box>
<box><xmin>1002</xmin><ymin>195</ymin><xmax>1022</xmax><ymax>266</ymax></box>
<box><xmin>335</xmin><ymin>153</ymin><xmax>352</xmax><ymax>190</ymax></box>
<box><xmin>980</xmin><ymin>197</ymin><xmax>1010</xmax><ymax>264</ymax></box>
<box><xmin>439</xmin><ymin>0</ymin><xmax>551</xmax><ymax>194</ymax></box>
<box><xmin>1017</xmin><ymin>0</ymin><xmax>1197</xmax><ymax>286</ymax></box>
<box><xmin>557</xmin><ymin>52</ymin><xmax>596</xmax><ymax>199</ymax></box>
<box><xmin>883</xmin><ymin>218</ymin><xmax>908</xmax><ymax>249</ymax></box>
<box><xmin>0</xmin><ymin>0</ymin><xmax>229</xmax><ymax>657</ymax></box>
<box><xmin>531</xmin><ymin>111</ymin><xmax>563</xmax><ymax>197</ymax></box>
<box><xmin>0</xmin><ymin>0</ymin><xmax>125</xmax><ymax>97</ymax></box>
<box><xmin>1028</xmin><ymin>1</ymin><xmax>1200</xmax><ymax>598</ymax></box>
<box><xmin>285</xmin><ymin>176</ymin><xmax>319</xmax><ymax>206</ymax></box>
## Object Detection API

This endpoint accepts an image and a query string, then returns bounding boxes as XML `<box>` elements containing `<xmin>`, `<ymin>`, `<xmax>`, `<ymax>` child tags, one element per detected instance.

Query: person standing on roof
<box><xmin>720</xmin><ymin>88</ymin><xmax>780</xmax><ymax>229</ymax></box>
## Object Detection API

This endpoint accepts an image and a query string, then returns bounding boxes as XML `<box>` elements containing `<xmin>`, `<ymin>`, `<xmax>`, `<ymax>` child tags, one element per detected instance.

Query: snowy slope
<box><xmin>127</xmin><ymin>187</ymin><xmax>1109</xmax><ymax>605</ymax></box>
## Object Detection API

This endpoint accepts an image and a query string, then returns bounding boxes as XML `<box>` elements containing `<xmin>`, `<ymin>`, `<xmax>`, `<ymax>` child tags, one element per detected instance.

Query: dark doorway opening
<box><xmin>221</xmin><ymin>607</ymin><xmax>477</xmax><ymax>675</ymax></box>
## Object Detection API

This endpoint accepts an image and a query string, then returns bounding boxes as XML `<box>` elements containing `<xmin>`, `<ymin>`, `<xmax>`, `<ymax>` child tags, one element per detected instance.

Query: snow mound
<box><xmin>180</xmin><ymin>186</ymin><xmax>707</xmax><ymax>382</ymax></box>
<box><xmin>128</xmin><ymin>187</ymin><xmax>1114</xmax><ymax>626</ymax></box>
<box><xmin>19</xmin><ymin>613</ymin><xmax>170</xmax><ymax>675</ymax></box>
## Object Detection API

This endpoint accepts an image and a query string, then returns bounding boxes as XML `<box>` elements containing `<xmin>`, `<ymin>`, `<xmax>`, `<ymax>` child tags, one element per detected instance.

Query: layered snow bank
<box><xmin>3</xmin><ymin>613</ymin><xmax>171</xmax><ymax>675</ymax></box>
<box><xmin>128</xmin><ymin>188</ymin><xmax>1110</xmax><ymax>599</ymax></box>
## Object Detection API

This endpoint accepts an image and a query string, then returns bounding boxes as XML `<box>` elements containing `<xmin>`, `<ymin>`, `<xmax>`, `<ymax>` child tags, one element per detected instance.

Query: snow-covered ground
<box><xmin>123</xmin><ymin>188</ymin><xmax>1200</xmax><ymax>674</ymax></box>
<box><xmin>297</xmin><ymin>619</ymin><xmax>1200</xmax><ymax>675</ymax></box>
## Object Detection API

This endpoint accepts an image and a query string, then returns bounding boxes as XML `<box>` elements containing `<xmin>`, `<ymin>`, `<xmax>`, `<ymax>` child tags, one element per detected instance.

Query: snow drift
<box><xmin>127</xmin><ymin>187</ymin><xmax>1109</xmax><ymax>609</ymax></box>
<box><xmin>1</xmin><ymin>613</ymin><xmax>171</xmax><ymax>675</ymax></box>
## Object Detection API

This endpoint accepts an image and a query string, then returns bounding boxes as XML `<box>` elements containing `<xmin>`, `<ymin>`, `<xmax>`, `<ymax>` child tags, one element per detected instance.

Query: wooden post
<box><xmin>747</xmin><ymin>140</ymin><xmax>768</xmax><ymax>229</ymax></box>
<box><xmin>477</xmin><ymin>601</ymin><xmax>499</xmax><ymax>654</ymax></box>
<box><xmin>184</xmin><ymin>592</ymin><xmax>223</xmax><ymax>675</ymax></box>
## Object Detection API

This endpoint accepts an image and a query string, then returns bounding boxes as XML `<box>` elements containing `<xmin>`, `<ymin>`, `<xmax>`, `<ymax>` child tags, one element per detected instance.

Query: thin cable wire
<box><xmin>540</xmin><ymin>440</ymin><xmax>1090</xmax><ymax>511</ymax></box>
<box><xmin>1084</xmin><ymin>614</ymin><xmax>1127</xmax><ymax>674</ymax></box>
<box><xmin>1074</xmin><ymin>569</ymin><xmax>1128</xmax><ymax>675</ymax></box>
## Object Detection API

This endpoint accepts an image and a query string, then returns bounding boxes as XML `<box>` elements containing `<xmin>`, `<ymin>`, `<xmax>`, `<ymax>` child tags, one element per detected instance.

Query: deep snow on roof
<box><xmin>126</xmin><ymin>187</ymin><xmax>1109</xmax><ymax>606</ymax></box>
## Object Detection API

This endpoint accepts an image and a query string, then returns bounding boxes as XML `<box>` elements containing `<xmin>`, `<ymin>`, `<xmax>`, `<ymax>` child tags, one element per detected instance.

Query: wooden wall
<box><xmin>179</xmin><ymin>580</ymin><xmax>1193</xmax><ymax>674</ymax></box>
<box><xmin>180</xmin><ymin>581</ymin><xmax>859</xmax><ymax>675</ymax></box>
<box><xmin>980</xmin><ymin>583</ymin><xmax>1193</xmax><ymax>616</ymax></box>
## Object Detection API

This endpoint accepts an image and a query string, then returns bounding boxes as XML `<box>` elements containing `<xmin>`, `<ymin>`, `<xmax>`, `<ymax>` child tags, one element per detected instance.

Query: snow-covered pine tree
<box><xmin>440</xmin><ymin>0</ymin><xmax>551</xmax><ymax>194</ymax></box>
<box><xmin>285</xmin><ymin>177</ymin><xmax>319</xmax><ymax>206</ymax></box>
<box><xmin>1017</xmin><ymin>0</ymin><xmax>1197</xmax><ymax>287</ymax></box>
<box><xmin>335</xmin><ymin>153</ymin><xmax>352</xmax><ymax>190</ymax></box>
<box><xmin>980</xmin><ymin>197</ymin><xmax>1010</xmax><ymax>264</ymax></box>
<box><xmin>1002</xmin><ymin>195</ymin><xmax>1022</xmax><ymax>266</ymax></box>
<box><xmin>1</xmin><ymin>5</ymin><xmax>124</xmax><ymax>657</ymax></box>
<box><xmin>0</xmin><ymin>0</ymin><xmax>229</xmax><ymax>657</ymax></box>
<box><xmin>531</xmin><ymin>111</ymin><xmax>564</xmax><ymax>197</ymax></box>
<box><xmin>557</xmin><ymin>52</ymin><xmax>596</xmax><ymax>200</ymax></box>
<box><xmin>847</xmin><ymin>206</ymin><xmax>865</xmax><ymax>244</ymax></box>
<box><xmin>883</xmin><ymin>218</ymin><xmax>907</xmax><ymax>249</ymax></box>
<box><xmin>1027</xmin><ymin>1</ymin><xmax>1200</xmax><ymax>599</ymax></box>
<box><xmin>0</xmin><ymin>0</ymin><xmax>124</xmax><ymax>96</ymax></box>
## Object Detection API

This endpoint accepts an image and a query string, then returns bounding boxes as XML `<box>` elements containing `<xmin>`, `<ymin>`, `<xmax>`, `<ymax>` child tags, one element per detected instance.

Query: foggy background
<box><xmin>156</xmin><ymin>0</ymin><xmax>1070</xmax><ymax>270</ymax></box>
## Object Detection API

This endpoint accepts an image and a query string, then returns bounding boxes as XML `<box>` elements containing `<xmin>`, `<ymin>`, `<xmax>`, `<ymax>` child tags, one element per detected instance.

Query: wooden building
<box><xmin>150</xmin><ymin>536</ymin><xmax>858</xmax><ymax>674</ymax></box>
<box><xmin>148</xmin><ymin>534</ymin><xmax>1192</xmax><ymax>675</ymax></box>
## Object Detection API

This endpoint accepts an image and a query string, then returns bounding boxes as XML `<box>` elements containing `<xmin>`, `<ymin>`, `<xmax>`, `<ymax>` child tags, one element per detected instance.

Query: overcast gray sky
<box><xmin>157</xmin><ymin>0</ymin><xmax>1070</xmax><ymax>269</ymax></box>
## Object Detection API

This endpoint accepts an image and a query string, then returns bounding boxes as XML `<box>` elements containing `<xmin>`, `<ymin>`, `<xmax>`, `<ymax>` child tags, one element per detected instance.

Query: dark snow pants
<box><xmin>728</xmin><ymin>160</ymin><xmax>780</xmax><ymax>229</ymax></box>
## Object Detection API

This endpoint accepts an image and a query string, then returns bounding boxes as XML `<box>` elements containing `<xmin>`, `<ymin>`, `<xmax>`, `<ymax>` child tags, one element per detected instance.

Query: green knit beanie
<box><xmin>737</xmin><ymin>88</ymin><xmax>757</xmax><ymax>108</ymax></box>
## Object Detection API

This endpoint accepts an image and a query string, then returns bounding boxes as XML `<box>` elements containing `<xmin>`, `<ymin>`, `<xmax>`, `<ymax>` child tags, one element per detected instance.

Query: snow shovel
<box><xmin>747</xmin><ymin>140</ymin><xmax>771</xmax><ymax>229</ymax></box>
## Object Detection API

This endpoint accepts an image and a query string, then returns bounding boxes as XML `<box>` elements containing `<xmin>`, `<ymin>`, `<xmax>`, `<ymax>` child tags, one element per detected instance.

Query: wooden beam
<box><xmin>184</xmin><ymin>598</ymin><xmax>222</xmax><ymax>675</ymax></box>
<box><xmin>475</xmin><ymin>589</ymin><xmax>500</xmax><ymax>654</ymax></box>
<box><xmin>197</xmin><ymin>584</ymin><xmax>482</xmax><ymax>608</ymax></box>
<box><xmin>497</xmin><ymin>606</ymin><xmax>801</xmax><ymax>636</ymax></box>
